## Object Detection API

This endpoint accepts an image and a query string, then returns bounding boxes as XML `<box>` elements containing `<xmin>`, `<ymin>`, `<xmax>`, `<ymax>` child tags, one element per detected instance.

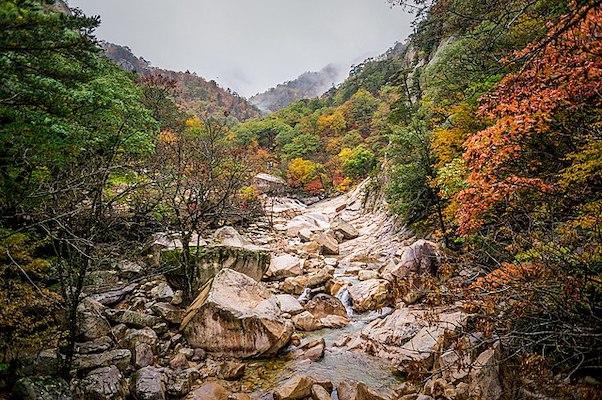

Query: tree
<box><xmin>0</xmin><ymin>0</ymin><xmax>157</xmax><ymax>374</ymax></box>
<box><xmin>152</xmin><ymin>117</ymin><xmax>250</xmax><ymax>297</ymax></box>
<box><xmin>340</xmin><ymin>145</ymin><xmax>377</xmax><ymax>179</ymax></box>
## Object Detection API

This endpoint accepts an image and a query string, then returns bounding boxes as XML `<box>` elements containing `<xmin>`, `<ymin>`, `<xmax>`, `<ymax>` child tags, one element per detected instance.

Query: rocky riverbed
<box><xmin>13</xmin><ymin>181</ymin><xmax>502</xmax><ymax>400</ymax></box>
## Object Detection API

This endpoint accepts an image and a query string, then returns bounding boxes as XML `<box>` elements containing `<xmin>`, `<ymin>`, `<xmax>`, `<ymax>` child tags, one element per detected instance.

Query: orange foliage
<box><xmin>456</xmin><ymin>4</ymin><xmax>602</xmax><ymax>234</ymax></box>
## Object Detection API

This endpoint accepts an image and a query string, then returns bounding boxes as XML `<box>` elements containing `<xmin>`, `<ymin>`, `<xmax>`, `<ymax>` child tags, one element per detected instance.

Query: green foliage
<box><xmin>281</xmin><ymin>133</ymin><xmax>320</xmax><ymax>160</ymax></box>
<box><xmin>235</xmin><ymin>117</ymin><xmax>293</xmax><ymax>148</ymax></box>
<box><xmin>0</xmin><ymin>0</ymin><xmax>157</xmax><ymax>214</ymax></box>
<box><xmin>341</xmin><ymin>145</ymin><xmax>377</xmax><ymax>178</ymax></box>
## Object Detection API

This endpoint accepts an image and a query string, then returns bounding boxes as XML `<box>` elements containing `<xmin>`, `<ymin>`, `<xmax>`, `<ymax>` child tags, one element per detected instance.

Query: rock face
<box><xmin>305</xmin><ymin>294</ymin><xmax>348</xmax><ymax>319</ymax></box>
<box><xmin>348</xmin><ymin>279</ymin><xmax>390</xmax><ymax>312</ymax></box>
<box><xmin>161</xmin><ymin>226</ymin><xmax>270</xmax><ymax>295</ymax></box>
<box><xmin>181</xmin><ymin>268</ymin><xmax>293</xmax><ymax>357</ymax></box>
<box><xmin>344</xmin><ymin>306</ymin><xmax>468</xmax><ymax>374</ymax></box>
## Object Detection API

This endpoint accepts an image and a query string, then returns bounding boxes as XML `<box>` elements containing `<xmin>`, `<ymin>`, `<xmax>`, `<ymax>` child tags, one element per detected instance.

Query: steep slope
<box><xmin>102</xmin><ymin>42</ymin><xmax>260</xmax><ymax>121</ymax></box>
<box><xmin>249</xmin><ymin>64</ymin><xmax>345</xmax><ymax>113</ymax></box>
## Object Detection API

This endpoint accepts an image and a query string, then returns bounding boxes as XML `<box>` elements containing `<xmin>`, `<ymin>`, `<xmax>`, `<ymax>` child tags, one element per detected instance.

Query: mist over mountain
<box><xmin>249</xmin><ymin>64</ymin><xmax>347</xmax><ymax>113</ymax></box>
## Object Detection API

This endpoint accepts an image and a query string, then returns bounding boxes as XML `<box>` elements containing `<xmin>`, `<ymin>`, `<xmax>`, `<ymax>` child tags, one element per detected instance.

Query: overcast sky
<box><xmin>69</xmin><ymin>0</ymin><xmax>413</xmax><ymax>97</ymax></box>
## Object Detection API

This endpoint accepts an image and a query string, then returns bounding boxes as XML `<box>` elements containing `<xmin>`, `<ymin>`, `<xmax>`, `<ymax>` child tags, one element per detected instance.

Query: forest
<box><xmin>0</xmin><ymin>0</ymin><xmax>600</xmax><ymax>399</ymax></box>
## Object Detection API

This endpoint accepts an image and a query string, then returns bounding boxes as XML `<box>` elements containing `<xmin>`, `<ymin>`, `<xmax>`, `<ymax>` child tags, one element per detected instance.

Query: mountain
<box><xmin>102</xmin><ymin>42</ymin><xmax>260</xmax><ymax>121</ymax></box>
<box><xmin>249</xmin><ymin>64</ymin><xmax>346</xmax><ymax>113</ymax></box>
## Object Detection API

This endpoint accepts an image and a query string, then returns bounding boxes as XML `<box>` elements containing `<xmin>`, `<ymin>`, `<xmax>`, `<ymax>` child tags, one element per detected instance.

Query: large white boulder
<box><xmin>181</xmin><ymin>269</ymin><xmax>293</xmax><ymax>358</ymax></box>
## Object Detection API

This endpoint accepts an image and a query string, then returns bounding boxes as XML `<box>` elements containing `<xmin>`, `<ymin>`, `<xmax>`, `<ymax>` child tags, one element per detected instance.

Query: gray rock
<box><xmin>150</xmin><ymin>282</ymin><xmax>174</xmax><ymax>301</ymax></box>
<box><xmin>267</xmin><ymin>254</ymin><xmax>303</xmax><ymax>280</ymax></box>
<box><xmin>72</xmin><ymin>349</ymin><xmax>131</xmax><ymax>372</ymax></box>
<box><xmin>105</xmin><ymin>309</ymin><xmax>160</xmax><ymax>328</ymax></box>
<box><xmin>131</xmin><ymin>366</ymin><xmax>165</xmax><ymax>400</ymax></box>
<box><xmin>275</xmin><ymin>294</ymin><xmax>304</xmax><ymax>315</ymax></box>
<box><xmin>89</xmin><ymin>283</ymin><xmax>138</xmax><ymax>306</ymax></box>
<box><xmin>13</xmin><ymin>376</ymin><xmax>71</xmax><ymax>400</ymax></box>
<box><xmin>152</xmin><ymin>302</ymin><xmax>184</xmax><ymax>324</ymax></box>
<box><xmin>77</xmin><ymin>299</ymin><xmax>111</xmax><ymax>341</ymax></box>
<box><xmin>313</xmin><ymin>232</ymin><xmax>339</xmax><ymax>255</ymax></box>
<box><xmin>331</xmin><ymin>219</ymin><xmax>359</xmax><ymax>240</ymax></box>
<box><xmin>74</xmin><ymin>336</ymin><xmax>113</xmax><ymax>354</ymax></box>
<box><xmin>133</xmin><ymin>343</ymin><xmax>154</xmax><ymax>368</ymax></box>
<box><xmin>75</xmin><ymin>366</ymin><xmax>128</xmax><ymax>400</ymax></box>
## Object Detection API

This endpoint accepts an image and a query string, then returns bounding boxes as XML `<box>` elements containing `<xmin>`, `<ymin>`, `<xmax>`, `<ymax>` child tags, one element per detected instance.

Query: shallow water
<box><xmin>241</xmin><ymin>311</ymin><xmax>402</xmax><ymax>396</ymax></box>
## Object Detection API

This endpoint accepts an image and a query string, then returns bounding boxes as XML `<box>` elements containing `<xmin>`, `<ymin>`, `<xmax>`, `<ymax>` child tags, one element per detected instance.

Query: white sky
<box><xmin>69</xmin><ymin>0</ymin><xmax>413</xmax><ymax>97</ymax></box>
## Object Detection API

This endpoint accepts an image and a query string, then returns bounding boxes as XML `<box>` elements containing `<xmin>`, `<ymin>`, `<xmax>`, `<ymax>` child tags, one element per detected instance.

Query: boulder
<box><xmin>398</xmin><ymin>240</ymin><xmax>439</xmax><ymax>275</ymax></box>
<box><xmin>281</xmin><ymin>267</ymin><xmax>334</xmax><ymax>295</ymax></box>
<box><xmin>77</xmin><ymin>299</ymin><xmax>111</xmax><ymax>340</ymax></box>
<box><xmin>119</xmin><ymin>327</ymin><xmax>158</xmax><ymax>352</ymax></box>
<box><xmin>131</xmin><ymin>366</ymin><xmax>165</xmax><ymax>400</ymax></box>
<box><xmin>298</xmin><ymin>228</ymin><xmax>313</xmax><ymax>242</ymax></box>
<box><xmin>469</xmin><ymin>347</ymin><xmax>502</xmax><ymax>400</ymax></box>
<box><xmin>311</xmin><ymin>384</ymin><xmax>332</xmax><ymax>400</ymax></box>
<box><xmin>152</xmin><ymin>302</ymin><xmax>184</xmax><ymax>324</ymax></box>
<box><xmin>72</xmin><ymin>349</ymin><xmax>131</xmax><ymax>372</ymax></box>
<box><xmin>331</xmin><ymin>219</ymin><xmax>359</xmax><ymax>240</ymax></box>
<box><xmin>150</xmin><ymin>282</ymin><xmax>174</xmax><ymax>301</ymax></box>
<box><xmin>185</xmin><ymin>382</ymin><xmax>229</xmax><ymax>400</ymax></box>
<box><xmin>75</xmin><ymin>366</ymin><xmax>128</xmax><ymax>400</ymax></box>
<box><xmin>396</xmin><ymin>326</ymin><xmax>446</xmax><ymax>373</ymax></box>
<box><xmin>286</xmin><ymin>213</ymin><xmax>329</xmax><ymax>237</ymax></box>
<box><xmin>275</xmin><ymin>294</ymin><xmax>305</xmax><ymax>315</ymax></box>
<box><xmin>292</xmin><ymin>311</ymin><xmax>323</xmax><ymax>331</ymax></box>
<box><xmin>213</xmin><ymin>226</ymin><xmax>247</xmax><ymax>247</ymax></box>
<box><xmin>169</xmin><ymin>353</ymin><xmax>188</xmax><ymax>370</ymax></box>
<box><xmin>358</xmin><ymin>270</ymin><xmax>380</xmax><ymax>281</ymax></box>
<box><xmin>74</xmin><ymin>336</ymin><xmax>113</xmax><ymax>354</ymax></box>
<box><xmin>13</xmin><ymin>376</ymin><xmax>71</xmax><ymax>400</ymax></box>
<box><xmin>337</xmin><ymin>380</ymin><xmax>390</xmax><ymax>400</ymax></box>
<box><xmin>181</xmin><ymin>268</ymin><xmax>293</xmax><ymax>357</ymax></box>
<box><xmin>348</xmin><ymin>279</ymin><xmax>390</xmax><ymax>312</ymax></box>
<box><xmin>273</xmin><ymin>375</ymin><xmax>331</xmax><ymax>400</ymax></box>
<box><xmin>165</xmin><ymin>368</ymin><xmax>200</xmax><ymax>398</ymax></box>
<box><xmin>290</xmin><ymin>338</ymin><xmax>325</xmax><ymax>362</ymax></box>
<box><xmin>319</xmin><ymin>314</ymin><xmax>350</xmax><ymax>328</ymax></box>
<box><xmin>133</xmin><ymin>343</ymin><xmax>154</xmax><ymax>368</ymax></box>
<box><xmin>313</xmin><ymin>232</ymin><xmax>339</xmax><ymax>255</ymax></box>
<box><xmin>105</xmin><ymin>309</ymin><xmax>160</xmax><ymax>329</ymax></box>
<box><xmin>89</xmin><ymin>283</ymin><xmax>138</xmax><ymax>306</ymax></box>
<box><xmin>268</xmin><ymin>254</ymin><xmax>303</xmax><ymax>280</ymax></box>
<box><xmin>305</xmin><ymin>294</ymin><xmax>348</xmax><ymax>319</ymax></box>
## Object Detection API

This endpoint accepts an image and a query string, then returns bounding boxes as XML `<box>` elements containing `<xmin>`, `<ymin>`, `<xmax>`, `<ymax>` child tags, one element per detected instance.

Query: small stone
<box><xmin>218</xmin><ymin>360</ymin><xmax>246</xmax><ymax>380</ymax></box>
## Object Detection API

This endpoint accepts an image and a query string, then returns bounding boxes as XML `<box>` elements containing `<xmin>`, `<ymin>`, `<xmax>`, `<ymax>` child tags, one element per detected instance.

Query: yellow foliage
<box><xmin>317</xmin><ymin>109</ymin><xmax>346</xmax><ymax>136</ymax></box>
<box><xmin>287</xmin><ymin>158</ymin><xmax>320</xmax><ymax>186</ymax></box>
<box><xmin>185</xmin><ymin>116</ymin><xmax>202</xmax><ymax>128</ymax></box>
<box><xmin>159</xmin><ymin>130</ymin><xmax>178</xmax><ymax>144</ymax></box>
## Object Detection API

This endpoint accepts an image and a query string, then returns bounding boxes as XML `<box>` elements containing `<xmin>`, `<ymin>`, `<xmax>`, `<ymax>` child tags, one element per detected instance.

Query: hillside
<box><xmin>103</xmin><ymin>42</ymin><xmax>260</xmax><ymax>121</ymax></box>
<box><xmin>249</xmin><ymin>64</ymin><xmax>345</xmax><ymax>112</ymax></box>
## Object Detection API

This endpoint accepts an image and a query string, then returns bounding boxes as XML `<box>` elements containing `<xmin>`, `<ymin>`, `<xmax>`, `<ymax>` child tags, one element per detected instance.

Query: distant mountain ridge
<box><xmin>249</xmin><ymin>64</ymin><xmax>346</xmax><ymax>113</ymax></box>
<box><xmin>102</xmin><ymin>42</ymin><xmax>261</xmax><ymax>121</ymax></box>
